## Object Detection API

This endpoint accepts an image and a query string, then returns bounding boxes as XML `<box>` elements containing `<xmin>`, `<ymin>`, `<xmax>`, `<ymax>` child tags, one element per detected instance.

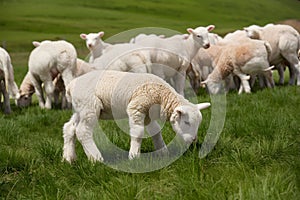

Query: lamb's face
<box><xmin>80</xmin><ymin>32</ymin><xmax>104</xmax><ymax>50</ymax></box>
<box><xmin>244</xmin><ymin>25</ymin><xmax>261</xmax><ymax>40</ymax></box>
<box><xmin>170</xmin><ymin>103</ymin><xmax>210</xmax><ymax>144</ymax></box>
<box><xmin>17</xmin><ymin>94</ymin><xmax>32</xmax><ymax>107</ymax></box>
<box><xmin>187</xmin><ymin>25</ymin><xmax>215</xmax><ymax>49</ymax></box>
<box><xmin>205</xmin><ymin>80</ymin><xmax>224</xmax><ymax>95</ymax></box>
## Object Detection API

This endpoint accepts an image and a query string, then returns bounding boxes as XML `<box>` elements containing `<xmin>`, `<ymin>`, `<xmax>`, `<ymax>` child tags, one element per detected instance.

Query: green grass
<box><xmin>0</xmin><ymin>0</ymin><xmax>300</xmax><ymax>199</ymax></box>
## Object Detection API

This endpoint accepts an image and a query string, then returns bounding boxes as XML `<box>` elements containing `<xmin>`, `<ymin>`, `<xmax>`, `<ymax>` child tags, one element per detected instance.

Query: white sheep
<box><xmin>28</xmin><ymin>40</ymin><xmax>77</xmax><ymax>109</ymax></box>
<box><xmin>63</xmin><ymin>70</ymin><xmax>210</xmax><ymax>163</ymax></box>
<box><xmin>244</xmin><ymin>24</ymin><xmax>300</xmax><ymax>85</ymax></box>
<box><xmin>133</xmin><ymin>25</ymin><xmax>215</xmax><ymax>95</ymax></box>
<box><xmin>18</xmin><ymin>58</ymin><xmax>94</xmax><ymax>108</ymax></box>
<box><xmin>80</xmin><ymin>32</ymin><xmax>110</xmax><ymax>63</ymax></box>
<box><xmin>201</xmin><ymin>39</ymin><xmax>274</xmax><ymax>94</ymax></box>
<box><xmin>0</xmin><ymin>47</ymin><xmax>20</xmax><ymax>113</ymax></box>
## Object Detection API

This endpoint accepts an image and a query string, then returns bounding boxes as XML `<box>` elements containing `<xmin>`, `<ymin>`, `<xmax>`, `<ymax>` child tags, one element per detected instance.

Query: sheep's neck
<box><xmin>92</xmin><ymin>42</ymin><xmax>109</xmax><ymax>59</ymax></box>
<box><xmin>184</xmin><ymin>35</ymin><xmax>202</xmax><ymax>61</ymax></box>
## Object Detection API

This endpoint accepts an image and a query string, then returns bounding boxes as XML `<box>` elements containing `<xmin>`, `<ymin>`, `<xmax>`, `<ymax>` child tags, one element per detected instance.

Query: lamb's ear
<box><xmin>197</xmin><ymin>103</ymin><xmax>211</xmax><ymax>111</ymax></box>
<box><xmin>187</xmin><ymin>28</ymin><xmax>195</xmax><ymax>34</ymax></box>
<box><xmin>207</xmin><ymin>25</ymin><xmax>215</xmax><ymax>32</ymax></box>
<box><xmin>98</xmin><ymin>31</ymin><xmax>105</xmax><ymax>38</ymax></box>
<box><xmin>80</xmin><ymin>33</ymin><xmax>87</xmax><ymax>40</ymax></box>
<box><xmin>170</xmin><ymin>107</ymin><xmax>184</xmax><ymax>123</ymax></box>
<box><xmin>200</xmin><ymin>80</ymin><xmax>208</xmax><ymax>88</ymax></box>
<box><xmin>32</xmin><ymin>41</ymin><xmax>41</xmax><ymax>47</ymax></box>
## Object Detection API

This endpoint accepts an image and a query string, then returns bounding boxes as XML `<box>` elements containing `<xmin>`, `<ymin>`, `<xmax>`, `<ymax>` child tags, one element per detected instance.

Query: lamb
<box><xmin>133</xmin><ymin>25</ymin><xmax>215</xmax><ymax>95</ymax></box>
<box><xmin>17</xmin><ymin>58</ymin><xmax>94</xmax><ymax>108</ymax></box>
<box><xmin>27</xmin><ymin>40</ymin><xmax>77</xmax><ymax>109</ymax></box>
<box><xmin>63</xmin><ymin>70</ymin><xmax>210</xmax><ymax>163</ymax></box>
<box><xmin>201</xmin><ymin>39</ymin><xmax>274</xmax><ymax>94</ymax></box>
<box><xmin>244</xmin><ymin>24</ymin><xmax>300</xmax><ymax>85</ymax></box>
<box><xmin>0</xmin><ymin>47</ymin><xmax>20</xmax><ymax>113</ymax></box>
<box><xmin>80</xmin><ymin>32</ymin><xmax>110</xmax><ymax>63</ymax></box>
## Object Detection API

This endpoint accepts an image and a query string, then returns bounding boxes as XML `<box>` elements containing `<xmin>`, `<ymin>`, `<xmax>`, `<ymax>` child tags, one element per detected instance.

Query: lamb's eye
<box><xmin>184</xmin><ymin>121</ymin><xmax>190</xmax><ymax>125</ymax></box>
<box><xmin>197</xmin><ymin>35</ymin><xmax>202</xmax><ymax>38</ymax></box>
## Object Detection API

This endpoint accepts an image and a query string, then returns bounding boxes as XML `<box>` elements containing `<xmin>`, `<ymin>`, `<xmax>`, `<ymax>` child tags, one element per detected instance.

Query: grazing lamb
<box><xmin>201</xmin><ymin>39</ymin><xmax>274</xmax><ymax>94</ymax></box>
<box><xmin>133</xmin><ymin>25</ymin><xmax>215</xmax><ymax>95</ymax></box>
<box><xmin>63</xmin><ymin>70</ymin><xmax>210</xmax><ymax>163</ymax></box>
<box><xmin>18</xmin><ymin>58</ymin><xmax>94</xmax><ymax>108</ymax></box>
<box><xmin>28</xmin><ymin>40</ymin><xmax>77</xmax><ymax>109</ymax></box>
<box><xmin>244</xmin><ymin>24</ymin><xmax>300</xmax><ymax>85</ymax></box>
<box><xmin>0</xmin><ymin>47</ymin><xmax>20</xmax><ymax>113</ymax></box>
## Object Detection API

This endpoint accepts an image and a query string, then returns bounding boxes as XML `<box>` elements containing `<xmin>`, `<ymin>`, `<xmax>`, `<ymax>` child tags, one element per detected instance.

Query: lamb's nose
<box><xmin>204</xmin><ymin>43</ymin><xmax>210</xmax><ymax>49</ymax></box>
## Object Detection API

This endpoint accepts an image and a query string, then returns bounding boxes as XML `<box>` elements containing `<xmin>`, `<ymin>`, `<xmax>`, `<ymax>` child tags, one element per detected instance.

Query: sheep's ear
<box><xmin>32</xmin><ymin>41</ymin><xmax>40</xmax><ymax>47</ymax></box>
<box><xmin>98</xmin><ymin>31</ymin><xmax>105</xmax><ymax>38</ymax></box>
<box><xmin>197</xmin><ymin>103</ymin><xmax>210</xmax><ymax>111</ymax></box>
<box><xmin>207</xmin><ymin>25</ymin><xmax>215</xmax><ymax>32</ymax></box>
<box><xmin>80</xmin><ymin>33</ymin><xmax>87</xmax><ymax>40</ymax></box>
<box><xmin>187</xmin><ymin>28</ymin><xmax>194</xmax><ymax>34</ymax></box>
<box><xmin>170</xmin><ymin>107</ymin><xmax>183</xmax><ymax>123</ymax></box>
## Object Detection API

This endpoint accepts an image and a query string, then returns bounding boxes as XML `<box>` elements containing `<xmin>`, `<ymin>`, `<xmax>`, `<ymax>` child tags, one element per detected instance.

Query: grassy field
<box><xmin>1</xmin><ymin>0</ymin><xmax>300</xmax><ymax>199</ymax></box>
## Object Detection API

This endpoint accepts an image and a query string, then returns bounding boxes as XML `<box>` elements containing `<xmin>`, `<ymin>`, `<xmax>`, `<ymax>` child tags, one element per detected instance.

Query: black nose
<box><xmin>204</xmin><ymin>43</ymin><xmax>210</xmax><ymax>49</ymax></box>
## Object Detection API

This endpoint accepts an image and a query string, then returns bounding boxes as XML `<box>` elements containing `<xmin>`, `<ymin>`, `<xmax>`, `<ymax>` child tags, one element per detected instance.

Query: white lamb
<box><xmin>244</xmin><ymin>24</ymin><xmax>300</xmax><ymax>85</ymax></box>
<box><xmin>63</xmin><ymin>70</ymin><xmax>210</xmax><ymax>163</ymax></box>
<box><xmin>80</xmin><ymin>32</ymin><xmax>110</xmax><ymax>63</ymax></box>
<box><xmin>133</xmin><ymin>25</ymin><xmax>215</xmax><ymax>95</ymax></box>
<box><xmin>201</xmin><ymin>39</ymin><xmax>274</xmax><ymax>94</ymax></box>
<box><xmin>18</xmin><ymin>58</ymin><xmax>94</xmax><ymax>108</ymax></box>
<box><xmin>0</xmin><ymin>47</ymin><xmax>20</xmax><ymax>113</ymax></box>
<box><xmin>28</xmin><ymin>40</ymin><xmax>77</xmax><ymax>109</ymax></box>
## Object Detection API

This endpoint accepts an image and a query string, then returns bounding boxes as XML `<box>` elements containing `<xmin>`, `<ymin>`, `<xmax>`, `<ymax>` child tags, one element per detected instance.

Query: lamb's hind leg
<box><xmin>63</xmin><ymin>113</ymin><xmax>79</xmax><ymax>163</ymax></box>
<box><xmin>0</xmin><ymin>80</ymin><xmax>11</xmax><ymax>114</ymax></box>
<box><xmin>76</xmin><ymin>111</ymin><xmax>103</xmax><ymax>162</ymax></box>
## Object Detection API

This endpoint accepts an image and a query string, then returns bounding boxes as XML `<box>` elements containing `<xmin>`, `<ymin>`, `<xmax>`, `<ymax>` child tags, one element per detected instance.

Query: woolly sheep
<box><xmin>244</xmin><ymin>24</ymin><xmax>300</xmax><ymax>85</ymax></box>
<box><xmin>0</xmin><ymin>47</ymin><xmax>20</xmax><ymax>113</ymax></box>
<box><xmin>80</xmin><ymin>32</ymin><xmax>110</xmax><ymax>63</ymax></box>
<box><xmin>28</xmin><ymin>40</ymin><xmax>77</xmax><ymax>109</ymax></box>
<box><xmin>133</xmin><ymin>25</ymin><xmax>215</xmax><ymax>95</ymax></box>
<box><xmin>18</xmin><ymin>58</ymin><xmax>94</xmax><ymax>108</ymax></box>
<box><xmin>201</xmin><ymin>39</ymin><xmax>274</xmax><ymax>94</ymax></box>
<box><xmin>63</xmin><ymin>70</ymin><xmax>210</xmax><ymax>162</ymax></box>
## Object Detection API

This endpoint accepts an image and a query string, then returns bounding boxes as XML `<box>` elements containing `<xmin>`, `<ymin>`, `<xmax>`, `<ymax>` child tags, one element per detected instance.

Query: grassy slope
<box><xmin>0</xmin><ymin>0</ymin><xmax>300</xmax><ymax>199</ymax></box>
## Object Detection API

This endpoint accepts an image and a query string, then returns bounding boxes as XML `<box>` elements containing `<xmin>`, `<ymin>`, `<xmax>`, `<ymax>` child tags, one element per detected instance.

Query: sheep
<box><xmin>27</xmin><ymin>40</ymin><xmax>77</xmax><ymax>109</ymax></box>
<box><xmin>133</xmin><ymin>25</ymin><xmax>215</xmax><ymax>95</ymax></box>
<box><xmin>63</xmin><ymin>70</ymin><xmax>210</xmax><ymax>163</ymax></box>
<box><xmin>244</xmin><ymin>24</ymin><xmax>300</xmax><ymax>85</ymax></box>
<box><xmin>201</xmin><ymin>39</ymin><xmax>274</xmax><ymax>94</ymax></box>
<box><xmin>18</xmin><ymin>58</ymin><xmax>94</xmax><ymax>108</ymax></box>
<box><xmin>80</xmin><ymin>32</ymin><xmax>110</xmax><ymax>63</ymax></box>
<box><xmin>0</xmin><ymin>47</ymin><xmax>20</xmax><ymax>114</ymax></box>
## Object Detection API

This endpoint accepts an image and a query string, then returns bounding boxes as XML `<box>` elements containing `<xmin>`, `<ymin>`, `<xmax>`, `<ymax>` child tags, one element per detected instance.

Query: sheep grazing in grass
<box><xmin>0</xmin><ymin>47</ymin><xmax>20</xmax><ymax>114</ymax></box>
<box><xmin>201</xmin><ymin>39</ymin><xmax>274</xmax><ymax>94</ymax></box>
<box><xmin>18</xmin><ymin>58</ymin><xmax>94</xmax><ymax>108</ymax></box>
<box><xmin>244</xmin><ymin>24</ymin><xmax>300</xmax><ymax>85</ymax></box>
<box><xmin>27</xmin><ymin>40</ymin><xmax>77</xmax><ymax>109</ymax></box>
<box><xmin>133</xmin><ymin>25</ymin><xmax>215</xmax><ymax>95</ymax></box>
<box><xmin>63</xmin><ymin>70</ymin><xmax>210</xmax><ymax>163</ymax></box>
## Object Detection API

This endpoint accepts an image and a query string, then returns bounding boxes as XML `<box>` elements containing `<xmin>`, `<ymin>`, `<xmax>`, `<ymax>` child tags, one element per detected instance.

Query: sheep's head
<box><xmin>244</xmin><ymin>25</ymin><xmax>262</xmax><ymax>40</ymax></box>
<box><xmin>201</xmin><ymin>78</ymin><xmax>225</xmax><ymax>95</ymax></box>
<box><xmin>170</xmin><ymin>103</ymin><xmax>210</xmax><ymax>144</ymax></box>
<box><xmin>187</xmin><ymin>25</ymin><xmax>215</xmax><ymax>49</ymax></box>
<box><xmin>17</xmin><ymin>93</ymin><xmax>33</xmax><ymax>108</ymax></box>
<box><xmin>80</xmin><ymin>32</ymin><xmax>104</xmax><ymax>50</ymax></box>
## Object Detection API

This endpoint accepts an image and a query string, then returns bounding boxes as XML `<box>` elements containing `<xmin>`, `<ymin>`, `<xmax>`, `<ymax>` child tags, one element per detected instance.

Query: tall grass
<box><xmin>0</xmin><ymin>0</ymin><xmax>300</xmax><ymax>199</ymax></box>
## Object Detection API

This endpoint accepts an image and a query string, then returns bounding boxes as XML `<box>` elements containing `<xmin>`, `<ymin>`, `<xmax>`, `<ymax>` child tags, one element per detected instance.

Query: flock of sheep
<box><xmin>0</xmin><ymin>22</ymin><xmax>299</xmax><ymax>162</ymax></box>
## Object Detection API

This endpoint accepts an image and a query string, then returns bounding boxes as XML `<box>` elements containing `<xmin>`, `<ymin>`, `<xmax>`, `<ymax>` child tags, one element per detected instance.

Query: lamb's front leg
<box><xmin>146</xmin><ymin>120</ymin><xmax>167</xmax><ymax>151</ymax></box>
<box><xmin>76</xmin><ymin>112</ymin><xmax>103</xmax><ymax>162</ymax></box>
<box><xmin>63</xmin><ymin>113</ymin><xmax>79</xmax><ymax>163</ymax></box>
<box><xmin>174</xmin><ymin>71</ymin><xmax>186</xmax><ymax>96</ymax></box>
<box><xmin>235</xmin><ymin>71</ymin><xmax>251</xmax><ymax>94</ymax></box>
<box><xmin>128</xmin><ymin>110</ymin><xmax>146</xmax><ymax>160</ymax></box>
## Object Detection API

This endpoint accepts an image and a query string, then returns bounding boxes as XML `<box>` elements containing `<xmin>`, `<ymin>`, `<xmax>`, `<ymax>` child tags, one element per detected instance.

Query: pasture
<box><xmin>0</xmin><ymin>0</ymin><xmax>300</xmax><ymax>199</ymax></box>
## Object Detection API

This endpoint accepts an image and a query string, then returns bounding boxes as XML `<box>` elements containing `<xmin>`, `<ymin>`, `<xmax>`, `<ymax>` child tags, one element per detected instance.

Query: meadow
<box><xmin>0</xmin><ymin>0</ymin><xmax>300</xmax><ymax>199</ymax></box>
